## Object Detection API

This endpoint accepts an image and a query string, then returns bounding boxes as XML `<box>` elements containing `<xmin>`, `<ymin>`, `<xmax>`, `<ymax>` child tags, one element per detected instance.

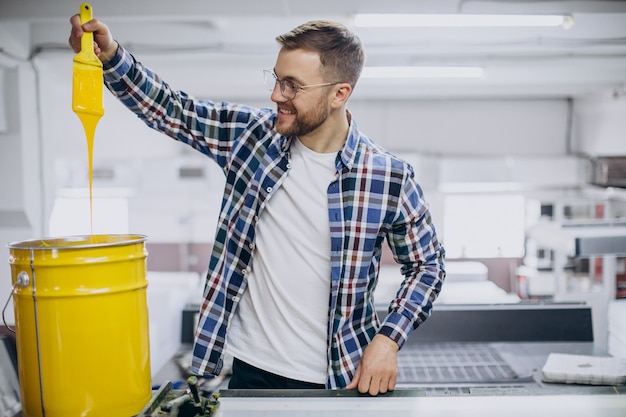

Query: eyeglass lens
<box><xmin>264</xmin><ymin>70</ymin><xmax>296</xmax><ymax>99</ymax></box>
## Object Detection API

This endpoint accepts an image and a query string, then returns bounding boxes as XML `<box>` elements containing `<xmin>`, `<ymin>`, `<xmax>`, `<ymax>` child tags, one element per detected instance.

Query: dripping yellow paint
<box><xmin>72</xmin><ymin>2</ymin><xmax>104</xmax><ymax>235</ymax></box>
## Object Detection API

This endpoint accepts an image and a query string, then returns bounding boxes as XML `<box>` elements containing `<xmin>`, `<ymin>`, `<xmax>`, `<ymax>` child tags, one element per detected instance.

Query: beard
<box><xmin>275</xmin><ymin>95</ymin><xmax>330</xmax><ymax>137</ymax></box>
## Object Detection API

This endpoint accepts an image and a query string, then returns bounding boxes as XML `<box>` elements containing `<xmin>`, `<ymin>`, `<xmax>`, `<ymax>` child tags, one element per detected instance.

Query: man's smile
<box><xmin>278</xmin><ymin>107</ymin><xmax>296</xmax><ymax>115</ymax></box>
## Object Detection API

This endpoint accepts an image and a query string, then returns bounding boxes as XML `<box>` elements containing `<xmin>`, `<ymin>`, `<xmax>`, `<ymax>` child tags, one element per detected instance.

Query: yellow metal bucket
<box><xmin>7</xmin><ymin>235</ymin><xmax>151</xmax><ymax>417</ymax></box>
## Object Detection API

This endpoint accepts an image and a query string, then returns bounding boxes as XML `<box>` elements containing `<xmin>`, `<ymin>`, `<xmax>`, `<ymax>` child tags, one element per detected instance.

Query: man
<box><xmin>69</xmin><ymin>17</ymin><xmax>445</xmax><ymax>396</ymax></box>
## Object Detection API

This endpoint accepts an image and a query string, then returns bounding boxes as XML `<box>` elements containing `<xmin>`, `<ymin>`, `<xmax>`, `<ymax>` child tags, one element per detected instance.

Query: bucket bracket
<box><xmin>2</xmin><ymin>271</ymin><xmax>30</xmax><ymax>333</ymax></box>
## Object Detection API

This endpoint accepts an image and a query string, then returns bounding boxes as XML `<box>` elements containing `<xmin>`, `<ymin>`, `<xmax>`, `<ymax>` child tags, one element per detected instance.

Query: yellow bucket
<box><xmin>7</xmin><ymin>235</ymin><xmax>151</xmax><ymax>417</ymax></box>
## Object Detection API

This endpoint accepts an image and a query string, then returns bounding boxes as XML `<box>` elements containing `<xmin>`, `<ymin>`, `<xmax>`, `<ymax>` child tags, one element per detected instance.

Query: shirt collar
<box><xmin>338</xmin><ymin>110</ymin><xmax>359</xmax><ymax>171</ymax></box>
<box><xmin>279</xmin><ymin>135</ymin><xmax>293</xmax><ymax>154</ymax></box>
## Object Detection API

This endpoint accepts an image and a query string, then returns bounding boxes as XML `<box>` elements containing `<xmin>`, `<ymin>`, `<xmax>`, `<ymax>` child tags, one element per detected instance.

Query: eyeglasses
<box><xmin>263</xmin><ymin>69</ymin><xmax>342</xmax><ymax>100</ymax></box>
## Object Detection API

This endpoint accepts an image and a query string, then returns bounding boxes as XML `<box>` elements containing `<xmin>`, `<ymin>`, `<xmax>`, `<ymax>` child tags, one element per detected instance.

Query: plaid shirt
<box><xmin>104</xmin><ymin>45</ymin><xmax>445</xmax><ymax>389</ymax></box>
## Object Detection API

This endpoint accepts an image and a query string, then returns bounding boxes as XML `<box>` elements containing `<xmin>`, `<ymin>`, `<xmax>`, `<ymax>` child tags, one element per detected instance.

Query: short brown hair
<box><xmin>276</xmin><ymin>20</ymin><xmax>365</xmax><ymax>89</ymax></box>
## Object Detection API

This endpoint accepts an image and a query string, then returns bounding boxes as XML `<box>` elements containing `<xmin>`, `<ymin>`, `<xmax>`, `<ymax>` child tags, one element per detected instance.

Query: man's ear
<box><xmin>331</xmin><ymin>83</ymin><xmax>353</xmax><ymax>108</ymax></box>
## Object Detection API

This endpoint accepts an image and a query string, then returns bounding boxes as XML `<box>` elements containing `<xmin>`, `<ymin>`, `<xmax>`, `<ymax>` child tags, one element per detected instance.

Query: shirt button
<box><xmin>254</xmin><ymin>215</ymin><xmax>259</xmax><ymax>222</ymax></box>
<box><xmin>242</xmin><ymin>268</ymin><xmax>250</xmax><ymax>275</ymax></box>
<box><xmin>266</xmin><ymin>186</ymin><xmax>273</xmax><ymax>193</ymax></box>
<box><xmin>249</xmin><ymin>242</ymin><xmax>255</xmax><ymax>249</ymax></box>
<box><xmin>286</xmin><ymin>163</ymin><xmax>292</xmax><ymax>169</ymax></box>
<box><xmin>232</xmin><ymin>296</ymin><xmax>240</xmax><ymax>302</ymax></box>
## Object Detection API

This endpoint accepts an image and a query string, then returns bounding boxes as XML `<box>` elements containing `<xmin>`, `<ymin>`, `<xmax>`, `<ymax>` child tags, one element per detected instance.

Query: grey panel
<box><xmin>393</xmin><ymin>303</ymin><xmax>594</xmax><ymax>344</ymax></box>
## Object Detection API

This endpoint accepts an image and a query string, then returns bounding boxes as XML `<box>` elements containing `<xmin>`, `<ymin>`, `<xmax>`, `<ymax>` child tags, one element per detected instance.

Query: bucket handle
<box><xmin>2</xmin><ymin>271</ymin><xmax>30</xmax><ymax>333</ymax></box>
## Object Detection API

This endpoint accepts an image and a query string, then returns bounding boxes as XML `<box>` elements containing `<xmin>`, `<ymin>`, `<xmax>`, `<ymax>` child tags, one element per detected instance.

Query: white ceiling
<box><xmin>1</xmin><ymin>0</ymin><xmax>626</xmax><ymax>100</ymax></box>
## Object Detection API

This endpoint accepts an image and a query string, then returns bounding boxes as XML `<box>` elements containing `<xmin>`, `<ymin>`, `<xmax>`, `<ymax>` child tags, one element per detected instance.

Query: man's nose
<box><xmin>270</xmin><ymin>82</ymin><xmax>286</xmax><ymax>102</ymax></box>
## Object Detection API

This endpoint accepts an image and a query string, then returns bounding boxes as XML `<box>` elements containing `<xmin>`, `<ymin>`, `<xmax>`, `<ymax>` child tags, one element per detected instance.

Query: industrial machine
<box><xmin>3</xmin><ymin>303</ymin><xmax>626</xmax><ymax>416</ymax></box>
<box><xmin>135</xmin><ymin>303</ymin><xmax>626</xmax><ymax>417</ymax></box>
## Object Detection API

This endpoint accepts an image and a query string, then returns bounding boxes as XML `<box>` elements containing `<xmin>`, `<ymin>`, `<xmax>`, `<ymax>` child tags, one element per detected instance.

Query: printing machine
<box><xmin>136</xmin><ymin>302</ymin><xmax>626</xmax><ymax>417</ymax></box>
<box><xmin>2</xmin><ymin>299</ymin><xmax>626</xmax><ymax>416</ymax></box>
<box><xmin>3</xmin><ymin>268</ymin><xmax>626</xmax><ymax>416</ymax></box>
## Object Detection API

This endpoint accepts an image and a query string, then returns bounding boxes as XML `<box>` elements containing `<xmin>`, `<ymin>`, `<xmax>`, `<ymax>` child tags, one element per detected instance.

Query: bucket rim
<box><xmin>7</xmin><ymin>234</ymin><xmax>147</xmax><ymax>250</ymax></box>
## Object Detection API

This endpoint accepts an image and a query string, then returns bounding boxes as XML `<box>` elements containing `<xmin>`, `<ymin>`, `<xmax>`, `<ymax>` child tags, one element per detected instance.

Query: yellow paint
<box><xmin>9</xmin><ymin>235</ymin><xmax>151</xmax><ymax>417</ymax></box>
<box><xmin>72</xmin><ymin>3</ymin><xmax>104</xmax><ymax>235</ymax></box>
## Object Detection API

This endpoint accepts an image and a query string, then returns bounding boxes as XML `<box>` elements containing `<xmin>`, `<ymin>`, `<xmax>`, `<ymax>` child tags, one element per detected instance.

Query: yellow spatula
<box><xmin>72</xmin><ymin>2</ymin><xmax>104</xmax><ymax>126</ymax></box>
<box><xmin>72</xmin><ymin>2</ymin><xmax>104</xmax><ymax>234</ymax></box>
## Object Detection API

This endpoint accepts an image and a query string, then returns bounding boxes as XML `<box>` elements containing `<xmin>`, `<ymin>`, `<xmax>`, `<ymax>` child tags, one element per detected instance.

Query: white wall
<box><xmin>348</xmin><ymin>99</ymin><xmax>571</xmax><ymax>156</ymax></box>
<box><xmin>572</xmin><ymin>93</ymin><xmax>626</xmax><ymax>156</ymax></box>
<box><xmin>32</xmin><ymin>50</ymin><xmax>572</xmax><ymax>161</ymax></box>
<box><xmin>0</xmin><ymin>61</ymin><xmax>44</xmax><ymax>326</ymax></box>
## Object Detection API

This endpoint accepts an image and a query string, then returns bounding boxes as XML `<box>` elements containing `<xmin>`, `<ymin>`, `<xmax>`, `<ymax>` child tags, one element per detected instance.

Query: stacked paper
<box><xmin>541</xmin><ymin>353</ymin><xmax>626</xmax><ymax>385</ymax></box>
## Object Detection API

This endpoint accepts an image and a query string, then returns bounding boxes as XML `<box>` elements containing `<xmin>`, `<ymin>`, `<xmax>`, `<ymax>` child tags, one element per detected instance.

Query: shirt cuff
<box><xmin>102</xmin><ymin>43</ymin><xmax>132</xmax><ymax>83</ymax></box>
<box><xmin>377</xmin><ymin>311</ymin><xmax>414</xmax><ymax>349</ymax></box>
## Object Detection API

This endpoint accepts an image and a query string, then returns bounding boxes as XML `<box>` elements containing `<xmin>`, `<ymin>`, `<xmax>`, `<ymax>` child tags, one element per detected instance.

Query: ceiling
<box><xmin>1</xmin><ymin>0</ymin><xmax>626</xmax><ymax>100</ymax></box>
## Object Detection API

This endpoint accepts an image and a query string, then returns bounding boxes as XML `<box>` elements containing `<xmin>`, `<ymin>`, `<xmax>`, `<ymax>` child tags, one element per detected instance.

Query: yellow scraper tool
<box><xmin>72</xmin><ymin>2</ymin><xmax>103</xmax><ymax>234</ymax></box>
<box><xmin>72</xmin><ymin>2</ymin><xmax>104</xmax><ymax>126</ymax></box>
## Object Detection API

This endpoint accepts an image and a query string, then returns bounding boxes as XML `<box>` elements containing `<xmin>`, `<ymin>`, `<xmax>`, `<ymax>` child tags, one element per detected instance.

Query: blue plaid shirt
<box><xmin>104</xmin><ymin>45</ymin><xmax>445</xmax><ymax>389</ymax></box>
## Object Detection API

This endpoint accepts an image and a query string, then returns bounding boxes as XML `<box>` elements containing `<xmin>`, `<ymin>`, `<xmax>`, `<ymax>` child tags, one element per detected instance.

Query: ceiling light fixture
<box><xmin>353</xmin><ymin>13</ymin><xmax>574</xmax><ymax>29</ymax></box>
<box><xmin>361</xmin><ymin>66</ymin><xmax>486</xmax><ymax>79</ymax></box>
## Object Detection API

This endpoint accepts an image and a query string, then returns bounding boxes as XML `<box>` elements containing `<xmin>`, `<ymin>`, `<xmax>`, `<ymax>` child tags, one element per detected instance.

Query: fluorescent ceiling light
<box><xmin>362</xmin><ymin>66</ymin><xmax>485</xmax><ymax>79</ymax></box>
<box><xmin>354</xmin><ymin>14</ymin><xmax>574</xmax><ymax>28</ymax></box>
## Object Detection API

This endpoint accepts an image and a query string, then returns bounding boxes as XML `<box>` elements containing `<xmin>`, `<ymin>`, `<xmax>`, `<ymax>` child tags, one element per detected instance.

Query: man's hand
<box><xmin>68</xmin><ymin>14</ymin><xmax>118</xmax><ymax>63</ymax></box>
<box><xmin>345</xmin><ymin>334</ymin><xmax>399</xmax><ymax>396</ymax></box>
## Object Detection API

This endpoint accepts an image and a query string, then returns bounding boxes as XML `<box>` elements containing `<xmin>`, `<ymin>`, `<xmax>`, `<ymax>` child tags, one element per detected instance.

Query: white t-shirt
<box><xmin>227</xmin><ymin>137</ymin><xmax>337</xmax><ymax>383</ymax></box>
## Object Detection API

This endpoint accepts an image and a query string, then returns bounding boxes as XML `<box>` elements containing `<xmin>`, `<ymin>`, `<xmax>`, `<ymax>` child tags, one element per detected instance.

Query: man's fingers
<box><xmin>366</xmin><ymin>376</ymin><xmax>380</xmax><ymax>396</ymax></box>
<box><xmin>68</xmin><ymin>14</ymin><xmax>83</xmax><ymax>52</ymax></box>
<box><xmin>358</xmin><ymin>375</ymin><xmax>372</xmax><ymax>395</ymax></box>
<box><xmin>377</xmin><ymin>376</ymin><xmax>390</xmax><ymax>395</ymax></box>
<box><xmin>346</xmin><ymin>335</ymin><xmax>399</xmax><ymax>395</ymax></box>
<box><xmin>69</xmin><ymin>14</ymin><xmax>82</xmax><ymax>28</ymax></box>
<box><xmin>388</xmin><ymin>373</ymin><xmax>397</xmax><ymax>391</ymax></box>
<box><xmin>357</xmin><ymin>368</ymin><xmax>397</xmax><ymax>395</ymax></box>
